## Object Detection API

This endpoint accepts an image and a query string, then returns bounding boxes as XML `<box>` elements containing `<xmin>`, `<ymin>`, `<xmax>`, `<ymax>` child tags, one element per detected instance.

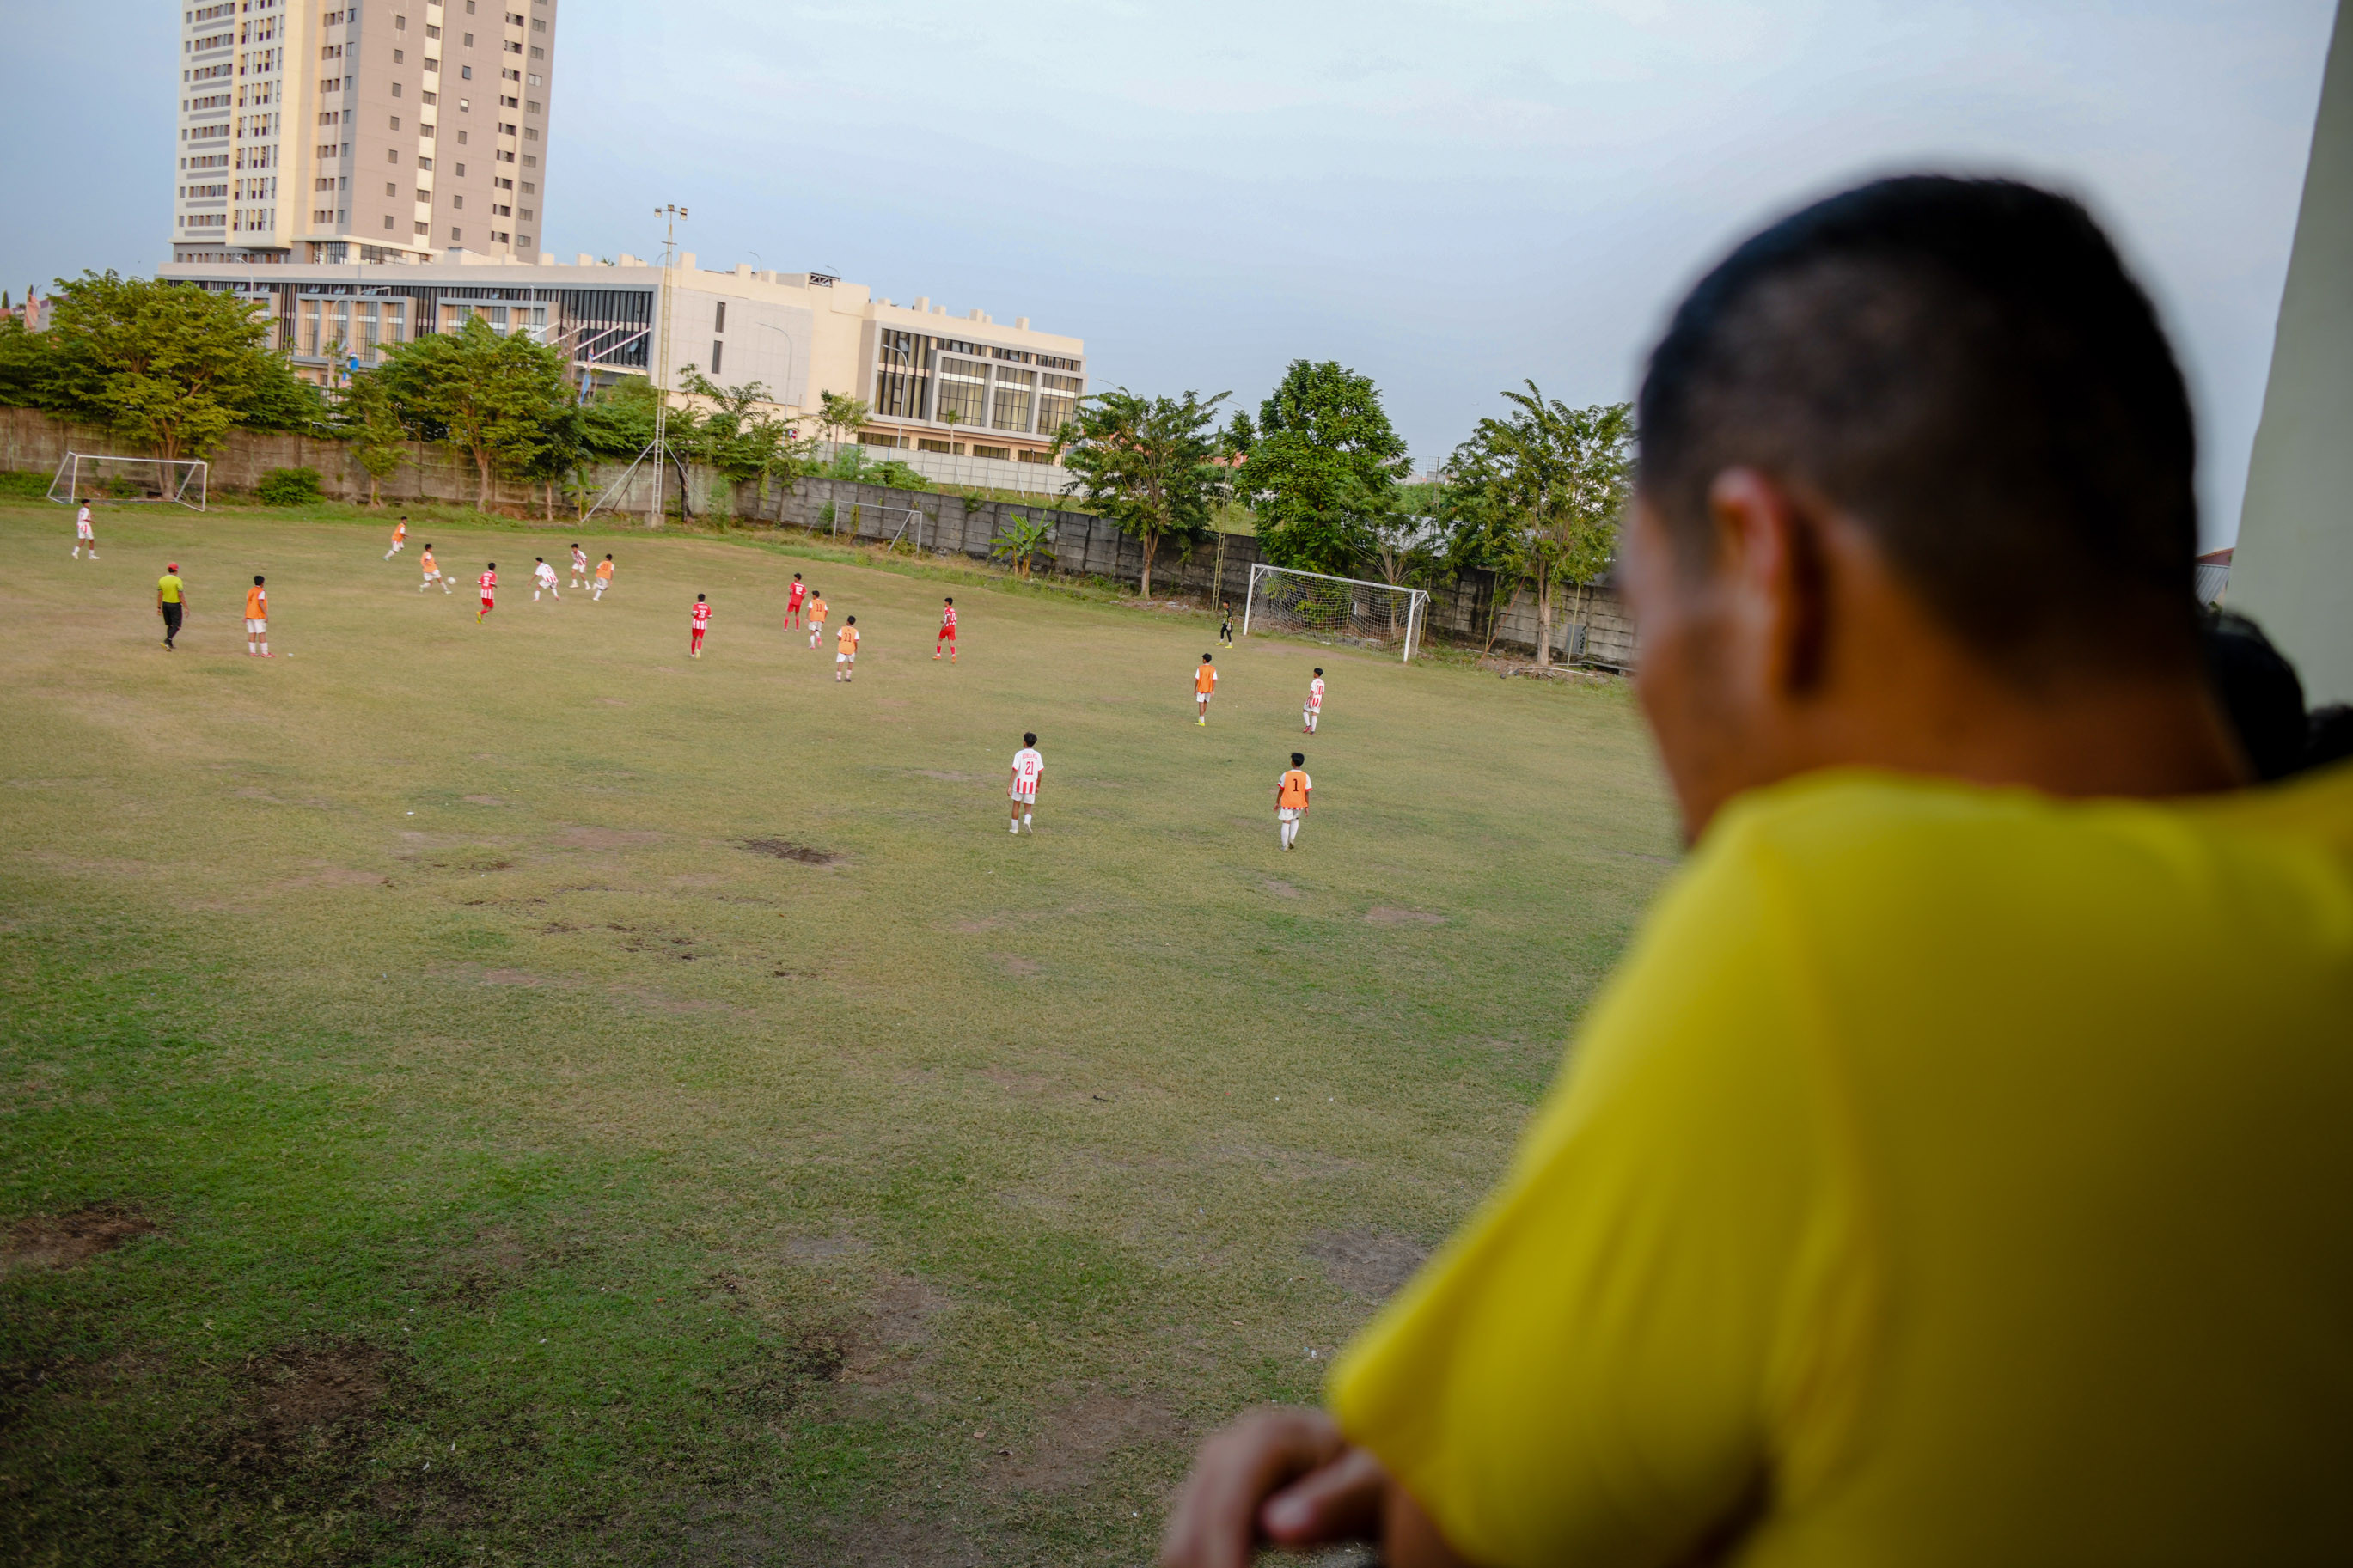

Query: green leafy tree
<box><xmin>1050</xmin><ymin>387</ymin><xmax>1230</xmax><ymax>599</ymax></box>
<box><xmin>679</xmin><ymin>369</ymin><xmax>818</xmax><ymax>520</ymax></box>
<box><xmin>375</xmin><ymin>316</ymin><xmax>571</xmax><ymax>510</ymax></box>
<box><xmin>30</xmin><ymin>271</ymin><xmax>320</xmax><ymax>459</ymax></box>
<box><xmin>816</xmin><ymin>390</ymin><xmax>869</xmax><ymax>448</ymax></box>
<box><xmin>1237</xmin><ymin>360</ymin><xmax>1409</xmax><ymax>576</ymax></box>
<box><xmin>338</xmin><ymin>370</ymin><xmax>409</xmax><ymax>506</ymax></box>
<box><xmin>988</xmin><ymin>514</ymin><xmax>1058</xmax><ymax>581</ymax></box>
<box><xmin>1445</xmin><ymin>385</ymin><xmax>1631</xmax><ymax>665</ymax></box>
<box><xmin>578</xmin><ymin>375</ymin><xmax>660</xmax><ymax>459</ymax></box>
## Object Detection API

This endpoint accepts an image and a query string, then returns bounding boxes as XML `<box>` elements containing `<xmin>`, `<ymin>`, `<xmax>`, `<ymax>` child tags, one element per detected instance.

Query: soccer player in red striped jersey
<box><xmin>691</xmin><ymin>594</ymin><xmax>711</xmax><ymax>657</ymax></box>
<box><xmin>935</xmin><ymin>596</ymin><xmax>957</xmax><ymax>662</ymax></box>
<box><xmin>1304</xmin><ymin>668</ymin><xmax>1325</xmax><ymax>733</ymax></box>
<box><xmin>1008</xmin><ymin>733</ymin><xmax>1042</xmax><ymax>833</ymax></box>
<box><xmin>476</xmin><ymin>563</ymin><xmax>497</xmax><ymax>623</ymax></box>
<box><xmin>785</xmin><ymin>572</ymin><xmax>807</xmax><ymax>629</ymax></box>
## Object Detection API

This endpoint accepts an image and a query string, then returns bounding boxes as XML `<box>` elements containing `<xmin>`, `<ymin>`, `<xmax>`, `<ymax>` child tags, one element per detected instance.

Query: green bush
<box><xmin>256</xmin><ymin>466</ymin><xmax>323</xmax><ymax>506</ymax></box>
<box><xmin>0</xmin><ymin>470</ymin><xmax>51</xmax><ymax>499</ymax></box>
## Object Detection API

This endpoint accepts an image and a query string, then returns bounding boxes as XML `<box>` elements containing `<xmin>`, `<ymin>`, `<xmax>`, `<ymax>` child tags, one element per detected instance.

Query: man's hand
<box><xmin>1158</xmin><ymin>1406</ymin><xmax>1385</xmax><ymax>1568</ymax></box>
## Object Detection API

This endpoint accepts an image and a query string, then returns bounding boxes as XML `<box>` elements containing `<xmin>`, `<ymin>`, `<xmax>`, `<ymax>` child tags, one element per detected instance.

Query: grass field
<box><xmin>0</xmin><ymin>495</ymin><xmax>1678</xmax><ymax>1565</ymax></box>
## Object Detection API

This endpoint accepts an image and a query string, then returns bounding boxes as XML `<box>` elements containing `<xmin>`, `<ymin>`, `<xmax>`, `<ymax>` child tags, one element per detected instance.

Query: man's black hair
<box><xmin>2304</xmin><ymin>705</ymin><xmax>2353</xmax><ymax>774</ymax></box>
<box><xmin>1638</xmin><ymin>174</ymin><xmax>2199</xmax><ymax>676</ymax></box>
<box><xmin>945</xmin><ymin>595</ymin><xmax>953</xmax><ymax>603</ymax></box>
<box><xmin>1024</xmin><ymin>731</ymin><xmax>1037</xmax><ymax>747</ymax></box>
<box><xmin>2204</xmin><ymin>610</ymin><xmax>2307</xmax><ymax>781</ymax></box>
<box><xmin>1313</xmin><ymin>667</ymin><xmax>1323</xmax><ymax>675</ymax></box>
<box><xmin>696</xmin><ymin>593</ymin><xmax>706</xmax><ymax>601</ymax></box>
<box><xmin>1202</xmin><ymin>653</ymin><xmax>1213</xmax><ymax>662</ymax></box>
<box><xmin>254</xmin><ymin>574</ymin><xmax>264</xmax><ymax>584</ymax></box>
<box><xmin>846</xmin><ymin>614</ymin><xmax>856</xmax><ymax>624</ymax></box>
<box><xmin>1291</xmin><ymin>752</ymin><xmax>1305</xmax><ymax>766</ymax></box>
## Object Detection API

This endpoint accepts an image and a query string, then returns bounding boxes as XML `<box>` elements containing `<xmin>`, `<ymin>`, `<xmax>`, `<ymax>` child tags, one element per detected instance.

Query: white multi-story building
<box><xmin>173</xmin><ymin>0</ymin><xmax>559</xmax><ymax>265</ymax></box>
<box><xmin>160</xmin><ymin>251</ymin><xmax>1089</xmax><ymax>461</ymax></box>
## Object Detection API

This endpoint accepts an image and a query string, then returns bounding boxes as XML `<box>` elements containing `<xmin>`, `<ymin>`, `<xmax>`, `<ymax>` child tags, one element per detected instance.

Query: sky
<box><xmin>0</xmin><ymin>1</ymin><xmax>2335</xmax><ymax>544</ymax></box>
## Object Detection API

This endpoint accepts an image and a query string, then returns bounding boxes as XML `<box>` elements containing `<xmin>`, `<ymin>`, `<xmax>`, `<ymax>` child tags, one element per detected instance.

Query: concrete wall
<box><xmin>0</xmin><ymin>405</ymin><xmax>1636</xmax><ymax>666</ymax></box>
<box><xmin>2234</xmin><ymin>0</ymin><xmax>2353</xmax><ymax>704</ymax></box>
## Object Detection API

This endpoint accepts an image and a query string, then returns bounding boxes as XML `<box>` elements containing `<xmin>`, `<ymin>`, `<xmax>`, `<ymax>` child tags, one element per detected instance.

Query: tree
<box><xmin>679</xmin><ymin>368</ymin><xmax>818</xmax><ymax>521</ymax></box>
<box><xmin>989</xmin><ymin>514</ymin><xmax>1057</xmax><ymax>580</ymax></box>
<box><xmin>1362</xmin><ymin>479</ymin><xmax>1445</xmax><ymax>638</ymax></box>
<box><xmin>23</xmin><ymin>271</ymin><xmax>320</xmax><ymax>459</ymax></box>
<box><xmin>338</xmin><ymin>369</ymin><xmax>408</xmax><ymax>506</ymax></box>
<box><xmin>1238</xmin><ymin>360</ymin><xmax>1409</xmax><ymax>576</ymax></box>
<box><xmin>816</xmin><ymin>390</ymin><xmax>869</xmax><ymax>448</ymax></box>
<box><xmin>1050</xmin><ymin>387</ymin><xmax>1230</xmax><ymax>600</ymax></box>
<box><xmin>375</xmin><ymin>316</ymin><xmax>571</xmax><ymax>510</ymax></box>
<box><xmin>1445</xmin><ymin>385</ymin><xmax>1632</xmax><ymax>666</ymax></box>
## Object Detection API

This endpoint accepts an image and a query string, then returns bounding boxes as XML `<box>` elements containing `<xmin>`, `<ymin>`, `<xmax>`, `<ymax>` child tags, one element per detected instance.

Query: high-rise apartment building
<box><xmin>173</xmin><ymin>0</ymin><xmax>559</xmax><ymax>265</ymax></box>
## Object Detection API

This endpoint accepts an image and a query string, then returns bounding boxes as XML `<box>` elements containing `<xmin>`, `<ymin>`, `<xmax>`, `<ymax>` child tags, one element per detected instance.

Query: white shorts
<box><xmin>1278</xmin><ymin>808</ymin><xmax>1302</xmax><ymax>821</ymax></box>
<box><xmin>1011</xmin><ymin>790</ymin><xmax>1036</xmax><ymax>805</ymax></box>
<box><xmin>424</xmin><ymin>570</ymin><xmax>442</xmax><ymax>581</ymax></box>
<box><xmin>245</xmin><ymin>618</ymin><xmax>266</xmax><ymax>634</ymax></box>
<box><xmin>76</xmin><ymin>524</ymin><xmax>93</xmax><ymax>539</ymax></box>
<box><xmin>836</xmin><ymin>652</ymin><xmax>853</xmax><ymax>663</ymax></box>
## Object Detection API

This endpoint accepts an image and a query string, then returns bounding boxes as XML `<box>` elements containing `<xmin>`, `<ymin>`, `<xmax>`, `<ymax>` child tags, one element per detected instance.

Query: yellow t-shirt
<box><xmin>1329</xmin><ymin>765</ymin><xmax>2353</xmax><ymax>1567</ymax></box>
<box><xmin>156</xmin><ymin>574</ymin><xmax>184</xmax><ymax>604</ymax></box>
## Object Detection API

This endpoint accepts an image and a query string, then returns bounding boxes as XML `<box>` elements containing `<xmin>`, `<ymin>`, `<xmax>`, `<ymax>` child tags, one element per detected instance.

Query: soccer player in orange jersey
<box><xmin>785</xmin><ymin>572</ymin><xmax>807</xmax><ymax>629</ymax></box>
<box><xmin>477</xmin><ymin>563</ymin><xmax>497</xmax><ymax>623</ymax></box>
<box><xmin>385</xmin><ymin>517</ymin><xmax>407</xmax><ymax>559</ymax></box>
<box><xmin>1274</xmin><ymin>752</ymin><xmax>1312</xmax><ymax>851</ymax></box>
<box><xmin>1195</xmin><ymin>653</ymin><xmax>1218</xmax><ymax>725</ymax></box>
<box><xmin>593</xmin><ymin>554</ymin><xmax>614</xmax><ymax>601</ymax></box>
<box><xmin>807</xmin><ymin>591</ymin><xmax>828</xmax><ymax>650</ymax></box>
<box><xmin>244</xmin><ymin>574</ymin><xmax>272</xmax><ymax>658</ymax></box>
<box><xmin>691</xmin><ymin>594</ymin><xmax>711</xmax><ymax>657</ymax></box>
<box><xmin>935</xmin><ymin>596</ymin><xmax>956</xmax><ymax>662</ymax></box>
<box><xmin>419</xmin><ymin>544</ymin><xmax>450</xmax><ymax>593</ymax></box>
<box><xmin>1304</xmin><ymin>668</ymin><xmax>1325</xmax><ymax>734</ymax></box>
<box><xmin>835</xmin><ymin>615</ymin><xmax>859</xmax><ymax>681</ymax></box>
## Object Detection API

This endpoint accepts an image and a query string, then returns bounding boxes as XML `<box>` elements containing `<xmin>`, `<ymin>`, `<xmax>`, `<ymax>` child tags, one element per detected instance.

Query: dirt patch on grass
<box><xmin>480</xmin><ymin>968</ymin><xmax>544</xmax><ymax>986</ymax></box>
<box><xmin>992</xmin><ymin>1388</ymin><xmax>1187</xmax><ymax>1496</ymax></box>
<box><xmin>993</xmin><ymin>954</ymin><xmax>1043</xmax><ymax>977</ymax></box>
<box><xmin>272</xmin><ymin>864</ymin><xmax>389</xmax><ymax>891</ymax></box>
<box><xmin>1363</xmin><ymin>906</ymin><xmax>1446</xmax><ymax>926</ymax></box>
<box><xmin>3</xmin><ymin>1202</ymin><xmax>156</xmax><ymax>1275</ymax></box>
<box><xmin>1304</xmin><ymin>1229</ymin><xmax>1429</xmax><ymax>1301</ymax></box>
<box><xmin>1262</xmin><ymin>879</ymin><xmax>1304</xmax><ymax>898</ymax></box>
<box><xmin>740</xmin><ymin>838</ymin><xmax>839</xmax><ymax>865</ymax></box>
<box><xmin>784</xmin><ymin>1235</ymin><xmax>871</xmax><ymax>1265</ymax></box>
<box><xmin>220</xmin><ymin>1339</ymin><xmax>392</xmax><ymax>1477</ymax></box>
<box><xmin>841</xmin><ymin>1274</ymin><xmax>956</xmax><ymax>1385</ymax></box>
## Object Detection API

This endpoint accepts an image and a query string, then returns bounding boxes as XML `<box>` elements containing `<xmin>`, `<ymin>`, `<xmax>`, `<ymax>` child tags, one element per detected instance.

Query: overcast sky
<box><xmin>1</xmin><ymin>1</ymin><xmax>2334</xmax><ymax>543</ymax></box>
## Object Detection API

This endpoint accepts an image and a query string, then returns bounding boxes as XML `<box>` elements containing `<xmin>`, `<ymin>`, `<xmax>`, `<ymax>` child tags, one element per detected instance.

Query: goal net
<box><xmin>48</xmin><ymin>453</ymin><xmax>208</xmax><ymax>511</ymax></box>
<box><xmin>1243</xmin><ymin>563</ymin><xmax>1430</xmax><ymax>662</ymax></box>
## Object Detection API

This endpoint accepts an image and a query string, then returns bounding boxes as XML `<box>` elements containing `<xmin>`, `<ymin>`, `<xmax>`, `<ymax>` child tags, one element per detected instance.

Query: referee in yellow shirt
<box><xmin>155</xmin><ymin>562</ymin><xmax>186</xmax><ymax>650</ymax></box>
<box><xmin>1163</xmin><ymin>176</ymin><xmax>2353</xmax><ymax>1568</ymax></box>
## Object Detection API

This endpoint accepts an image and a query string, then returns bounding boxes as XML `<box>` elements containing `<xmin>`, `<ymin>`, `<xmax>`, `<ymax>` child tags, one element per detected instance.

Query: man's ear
<box><xmin>1707</xmin><ymin>467</ymin><xmax>1830</xmax><ymax>697</ymax></box>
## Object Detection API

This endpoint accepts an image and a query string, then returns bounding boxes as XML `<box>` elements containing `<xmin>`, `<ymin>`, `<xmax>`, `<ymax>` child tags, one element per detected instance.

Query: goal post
<box><xmin>47</xmin><ymin>453</ymin><xmax>208</xmax><ymax>512</ymax></box>
<box><xmin>1242</xmin><ymin>562</ymin><xmax>1430</xmax><ymax>662</ymax></box>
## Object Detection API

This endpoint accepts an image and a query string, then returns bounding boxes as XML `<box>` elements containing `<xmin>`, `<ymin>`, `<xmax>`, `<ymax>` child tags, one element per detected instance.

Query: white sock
<box><xmin>1010</xmin><ymin>821</ymin><xmax>1020</xmax><ymax>833</ymax></box>
<box><xmin>260</xmin><ymin>642</ymin><xmax>268</xmax><ymax>656</ymax></box>
<box><xmin>1023</xmin><ymin>813</ymin><xmax>1033</xmax><ymax>828</ymax></box>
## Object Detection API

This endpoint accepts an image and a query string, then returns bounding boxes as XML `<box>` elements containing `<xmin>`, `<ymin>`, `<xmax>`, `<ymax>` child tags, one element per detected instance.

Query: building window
<box><xmin>935</xmin><ymin>355</ymin><xmax>986</xmax><ymax>425</ymax></box>
<box><xmin>970</xmin><ymin>444</ymin><xmax>1011</xmax><ymax>461</ymax></box>
<box><xmin>709</xmin><ymin>340</ymin><xmax>724</xmax><ymax>375</ymax></box>
<box><xmin>415</xmin><ymin>220</ymin><xmax>431</xmax><ymax>235</ymax></box>
<box><xmin>451</xmin><ymin>194</ymin><xmax>462</xmax><ymax>208</ymax></box>
<box><xmin>391</xmin><ymin>82</ymin><xmax>402</xmax><ymax>95</ymax></box>
<box><xmin>384</xmin><ymin>215</ymin><xmax>394</xmax><ymax>229</ymax></box>
<box><xmin>713</xmin><ymin>302</ymin><xmax>725</xmax><ymax>333</ymax></box>
<box><xmin>989</xmin><ymin>367</ymin><xmax>1036</xmax><ymax>432</ymax></box>
<box><xmin>450</xmin><ymin>227</ymin><xmax>461</xmax><ymax>241</ymax></box>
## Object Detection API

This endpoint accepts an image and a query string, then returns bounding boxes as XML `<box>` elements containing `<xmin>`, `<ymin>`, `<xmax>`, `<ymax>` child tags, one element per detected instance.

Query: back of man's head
<box><xmin>1638</xmin><ymin>175</ymin><xmax>2197</xmax><ymax>680</ymax></box>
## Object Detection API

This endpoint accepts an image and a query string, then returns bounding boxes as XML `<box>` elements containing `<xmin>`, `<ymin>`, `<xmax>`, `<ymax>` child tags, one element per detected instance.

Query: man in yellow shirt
<box><xmin>1162</xmin><ymin>176</ymin><xmax>2353</xmax><ymax>1566</ymax></box>
<box><xmin>155</xmin><ymin>563</ymin><xmax>186</xmax><ymax>650</ymax></box>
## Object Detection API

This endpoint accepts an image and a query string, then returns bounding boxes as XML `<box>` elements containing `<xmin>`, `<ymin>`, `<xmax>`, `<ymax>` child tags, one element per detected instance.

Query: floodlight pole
<box><xmin>648</xmin><ymin>203</ymin><xmax>687</xmax><ymax>527</ymax></box>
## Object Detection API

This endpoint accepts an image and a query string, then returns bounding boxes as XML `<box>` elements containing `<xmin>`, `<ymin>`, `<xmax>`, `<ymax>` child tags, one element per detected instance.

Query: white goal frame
<box><xmin>48</xmin><ymin>452</ymin><xmax>209</xmax><ymax>512</ymax></box>
<box><xmin>1242</xmin><ymin>562</ymin><xmax>1430</xmax><ymax>662</ymax></box>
